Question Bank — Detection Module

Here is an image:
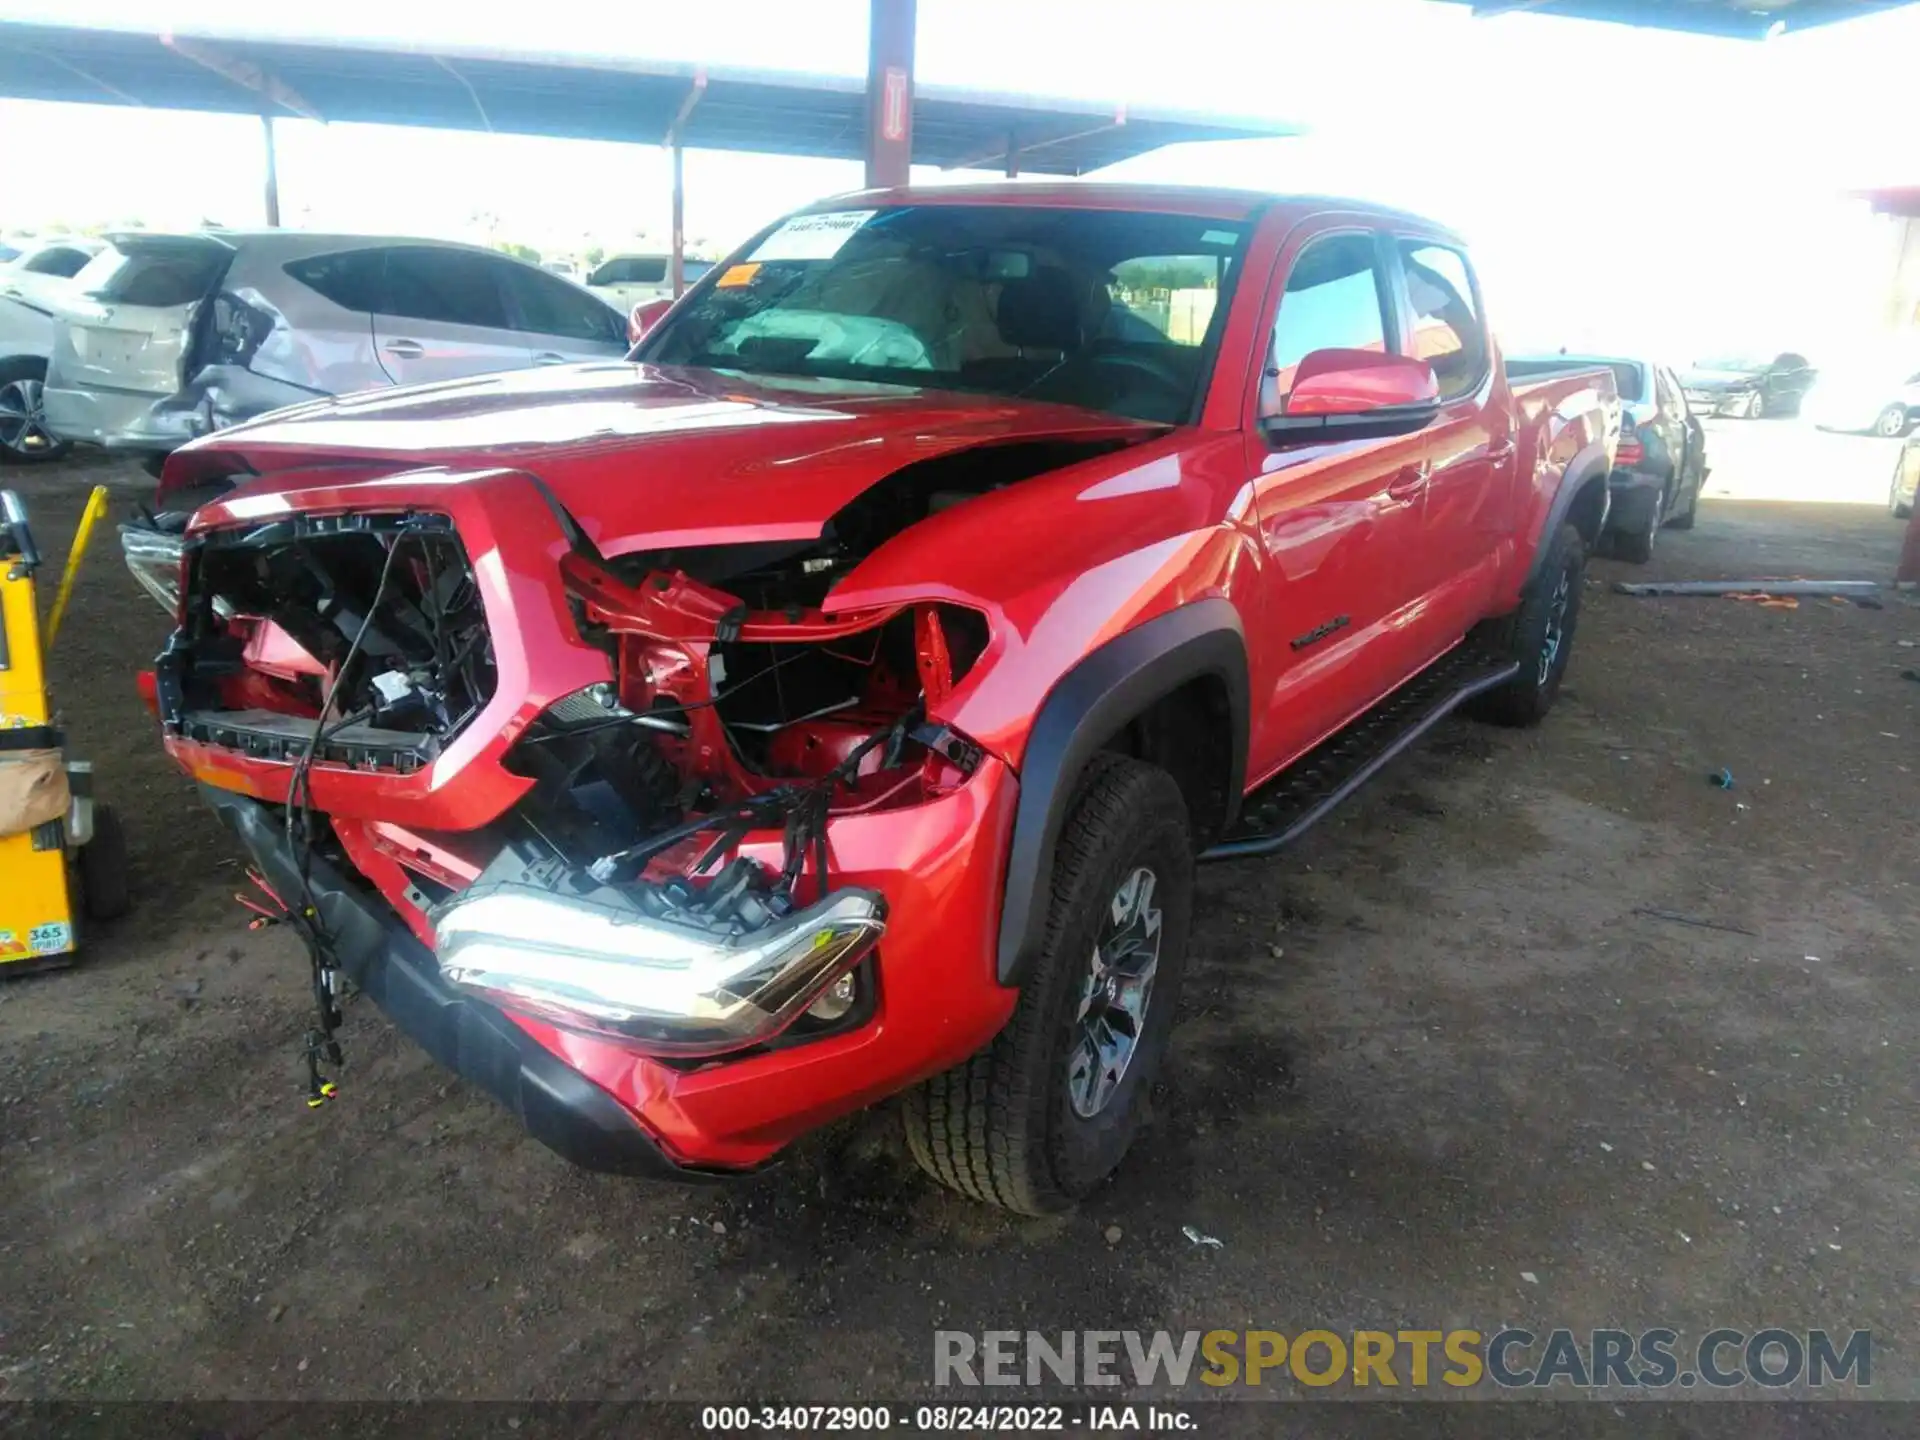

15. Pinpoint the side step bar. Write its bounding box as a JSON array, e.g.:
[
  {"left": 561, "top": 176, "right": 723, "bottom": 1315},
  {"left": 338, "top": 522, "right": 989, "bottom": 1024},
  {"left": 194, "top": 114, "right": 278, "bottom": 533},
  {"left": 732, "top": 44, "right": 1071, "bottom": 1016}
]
[{"left": 1200, "top": 649, "right": 1519, "bottom": 863}]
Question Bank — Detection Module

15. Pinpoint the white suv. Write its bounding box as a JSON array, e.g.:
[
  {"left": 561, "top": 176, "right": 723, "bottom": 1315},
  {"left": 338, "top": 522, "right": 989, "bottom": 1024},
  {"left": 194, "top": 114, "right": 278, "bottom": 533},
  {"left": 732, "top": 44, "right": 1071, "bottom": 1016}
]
[
  {"left": 42, "top": 232, "right": 630, "bottom": 458},
  {"left": 584, "top": 253, "right": 714, "bottom": 311},
  {"left": 0, "top": 237, "right": 106, "bottom": 463}
]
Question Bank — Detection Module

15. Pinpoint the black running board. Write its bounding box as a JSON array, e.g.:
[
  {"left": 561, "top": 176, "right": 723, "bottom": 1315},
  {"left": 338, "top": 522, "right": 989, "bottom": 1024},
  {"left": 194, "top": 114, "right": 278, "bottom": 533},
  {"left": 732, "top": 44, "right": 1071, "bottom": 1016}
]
[{"left": 1200, "top": 649, "right": 1519, "bottom": 863}]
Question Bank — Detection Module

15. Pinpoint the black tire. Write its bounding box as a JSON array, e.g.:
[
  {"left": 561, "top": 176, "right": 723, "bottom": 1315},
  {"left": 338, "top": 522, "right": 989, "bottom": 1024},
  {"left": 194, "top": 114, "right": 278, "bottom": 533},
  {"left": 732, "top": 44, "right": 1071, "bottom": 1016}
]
[
  {"left": 79, "top": 804, "right": 132, "bottom": 922},
  {"left": 1875, "top": 405, "right": 1910, "bottom": 440},
  {"left": 0, "top": 357, "right": 71, "bottom": 465},
  {"left": 1468, "top": 522, "right": 1584, "bottom": 729},
  {"left": 902, "top": 754, "right": 1194, "bottom": 1214},
  {"left": 1745, "top": 391, "right": 1765, "bottom": 421},
  {"left": 1609, "top": 484, "right": 1663, "bottom": 564}
]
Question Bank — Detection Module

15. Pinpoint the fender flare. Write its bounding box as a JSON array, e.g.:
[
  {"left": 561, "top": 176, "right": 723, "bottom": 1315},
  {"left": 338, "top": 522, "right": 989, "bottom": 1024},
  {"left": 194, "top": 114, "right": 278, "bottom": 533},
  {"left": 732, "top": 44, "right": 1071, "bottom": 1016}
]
[
  {"left": 1522, "top": 437, "right": 1613, "bottom": 595},
  {"left": 996, "top": 598, "right": 1249, "bottom": 986}
]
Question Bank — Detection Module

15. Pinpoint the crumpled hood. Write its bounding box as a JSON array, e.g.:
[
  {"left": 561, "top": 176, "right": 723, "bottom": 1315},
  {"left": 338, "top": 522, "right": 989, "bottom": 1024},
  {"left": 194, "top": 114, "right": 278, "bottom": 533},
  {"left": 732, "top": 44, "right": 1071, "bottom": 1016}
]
[{"left": 178, "top": 361, "right": 1159, "bottom": 555}]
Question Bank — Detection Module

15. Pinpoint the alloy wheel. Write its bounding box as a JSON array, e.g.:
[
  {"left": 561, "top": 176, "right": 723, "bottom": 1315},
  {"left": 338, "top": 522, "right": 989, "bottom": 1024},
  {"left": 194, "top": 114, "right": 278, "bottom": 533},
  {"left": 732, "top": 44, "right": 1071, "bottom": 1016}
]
[
  {"left": 1538, "top": 565, "right": 1571, "bottom": 686},
  {"left": 1066, "top": 866, "right": 1163, "bottom": 1119},
  {"left": 1876, "top": 406, "right": 1908, "bottom": 439},
  {"left": 0, "top": 377, "right": 56, "bottom": 458}
]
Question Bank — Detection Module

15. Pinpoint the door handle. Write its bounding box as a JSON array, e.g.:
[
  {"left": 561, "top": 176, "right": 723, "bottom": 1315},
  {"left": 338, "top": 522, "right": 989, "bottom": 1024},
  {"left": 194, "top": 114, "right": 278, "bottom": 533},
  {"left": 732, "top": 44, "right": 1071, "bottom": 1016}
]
[
  {"left": 531, "top": 351, "right": 569, "bottom": 365},
  {"left": 1387, "top": 462, "right": 1430, "bottom": 501},
  {"left": 383, "top": 339, "right": 425, "bottom": 359}
]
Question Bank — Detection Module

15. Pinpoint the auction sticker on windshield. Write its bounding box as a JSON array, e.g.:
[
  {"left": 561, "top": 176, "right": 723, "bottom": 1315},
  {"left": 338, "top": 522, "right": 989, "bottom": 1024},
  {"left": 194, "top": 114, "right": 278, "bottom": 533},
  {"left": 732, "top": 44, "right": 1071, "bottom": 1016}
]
[{"left": 750, "top": 211, "right": 877, "bottom": 262}]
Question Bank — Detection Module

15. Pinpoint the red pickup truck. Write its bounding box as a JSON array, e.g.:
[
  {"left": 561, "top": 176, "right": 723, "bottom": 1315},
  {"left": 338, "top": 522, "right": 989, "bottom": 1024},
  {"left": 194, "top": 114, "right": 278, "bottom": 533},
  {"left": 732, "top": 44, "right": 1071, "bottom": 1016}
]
[{"left": 134, "top": 185, "right": 1618, "bottom": 1212}]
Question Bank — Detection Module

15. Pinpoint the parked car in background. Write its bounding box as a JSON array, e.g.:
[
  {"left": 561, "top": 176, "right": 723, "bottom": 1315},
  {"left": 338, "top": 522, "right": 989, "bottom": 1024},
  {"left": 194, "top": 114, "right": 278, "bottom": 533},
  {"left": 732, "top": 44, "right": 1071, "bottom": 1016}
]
[
  {"left": 42, "top": 231, "right": 630, "bottom": 460},
  {"left": 133, "top": 185, "right": 1619, "bottom": 1210},
  {"left": 1512, "top": 353, "right": 1706, "bottom": 561},
  {"left": 1681, "top": 352, "right": 1815, "bottom": 419},
  {"left": 1892, "top": 433, "right": 1919, "bottom": 518},
  {"left": 1804, "top": 359, "right": 1920, "bottom": 438},
  {"left": 0, "top": 236, "right": 107, "bottom": 463},
  {"left": 585, "top": 252, "right": 714, "bottom": 310}
]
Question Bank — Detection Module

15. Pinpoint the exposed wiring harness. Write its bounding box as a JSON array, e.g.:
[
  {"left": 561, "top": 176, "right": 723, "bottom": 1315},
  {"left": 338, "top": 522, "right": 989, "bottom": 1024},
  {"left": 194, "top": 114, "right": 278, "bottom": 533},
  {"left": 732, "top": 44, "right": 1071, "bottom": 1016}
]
[
  {"left": 585, "top": 703, "right": 923, "bottom": 900},
  {"left": 277, "top": 519, "right": 417, "bottom": 1106}
]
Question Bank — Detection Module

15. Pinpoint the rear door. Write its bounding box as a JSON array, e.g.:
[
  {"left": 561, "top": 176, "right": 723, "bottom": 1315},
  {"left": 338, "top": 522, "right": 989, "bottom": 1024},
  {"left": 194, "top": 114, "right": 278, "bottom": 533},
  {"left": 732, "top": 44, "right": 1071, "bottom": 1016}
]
[
  {"left": 1387, "top": 236, "right": 1507, "bottom": 639},
  {"left": 497, "top": 262, "right": 631, "bottom": 365},
  {"left": 1650, "top": 365, "right": 1690, "bottom": 503},
  {"left": 47, "top": 236, "right": 232, "bottom": 401},
  {"left": 370, "top": 247, "right": 530, "bottom": 386}
]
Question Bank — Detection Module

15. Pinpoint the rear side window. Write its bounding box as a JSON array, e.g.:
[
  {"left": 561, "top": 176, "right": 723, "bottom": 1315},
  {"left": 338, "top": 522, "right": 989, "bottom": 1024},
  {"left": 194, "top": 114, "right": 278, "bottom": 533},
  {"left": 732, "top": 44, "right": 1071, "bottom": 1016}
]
[
  {"left": 284, "top": 250, "right": 387, "bottom": 312},
  {"left": 21, "top": 246, "right": 92, "bottom": 278},
  {"left": 1267, "top": 233, "right": 1390, "bottom": 402},
  {"left": 84, "top": 246, "right": 228, "bottom": 307},
  {"left": 381, "top": 248, "right": 509, "bottom": 329},
  {"left": 502, "top": 264, "right": 622, "bottom": 344},
  {"left": 1399, "top": 241, "right": 1488, "bottom": 401}
]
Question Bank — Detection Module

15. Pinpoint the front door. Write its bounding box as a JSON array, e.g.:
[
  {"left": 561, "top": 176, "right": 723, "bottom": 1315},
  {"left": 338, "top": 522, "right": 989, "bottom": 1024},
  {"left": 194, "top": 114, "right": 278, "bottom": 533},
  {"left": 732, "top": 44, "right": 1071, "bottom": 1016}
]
[{"left": 1242, "top": 227, "right": 1436, "bottom": 784}]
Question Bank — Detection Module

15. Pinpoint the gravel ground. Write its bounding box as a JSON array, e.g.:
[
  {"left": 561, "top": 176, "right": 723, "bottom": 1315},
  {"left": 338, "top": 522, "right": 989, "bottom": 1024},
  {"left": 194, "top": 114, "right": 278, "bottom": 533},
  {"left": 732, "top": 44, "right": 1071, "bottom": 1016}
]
[{"left": 0, "top": 418, "right": 1915, "bottom": 1422}]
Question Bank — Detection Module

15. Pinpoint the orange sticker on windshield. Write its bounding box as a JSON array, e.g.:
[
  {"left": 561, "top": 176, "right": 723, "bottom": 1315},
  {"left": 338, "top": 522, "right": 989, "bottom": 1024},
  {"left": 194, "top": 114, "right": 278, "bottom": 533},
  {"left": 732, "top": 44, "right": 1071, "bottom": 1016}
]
[{"left": 716, "top": 263, "right": 761, "bottom": 288}]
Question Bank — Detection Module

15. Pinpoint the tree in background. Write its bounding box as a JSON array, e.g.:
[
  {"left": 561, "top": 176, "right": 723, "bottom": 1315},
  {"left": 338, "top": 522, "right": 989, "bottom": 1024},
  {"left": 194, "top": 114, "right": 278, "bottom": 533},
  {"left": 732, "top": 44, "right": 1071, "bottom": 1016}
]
[{"left": 496, "top": 240, "right": 542, "bottom": 264}]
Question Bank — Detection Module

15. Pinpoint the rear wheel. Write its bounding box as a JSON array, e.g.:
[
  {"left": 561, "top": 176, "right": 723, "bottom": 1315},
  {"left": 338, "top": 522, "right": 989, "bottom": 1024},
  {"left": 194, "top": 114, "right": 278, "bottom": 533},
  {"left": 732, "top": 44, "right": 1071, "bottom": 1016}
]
[
  {"left": 0, "top": 359, "right": 69, "bottom": 465},
  {"left": 903, "top": 754, "right": 1193, "bottom": 1214},
  {"left": 1875, "top": 405, "right": 1909, "bottom": 440},
  {"left": 1469, "top": 522, "right": 1584, "bottom": 729},
  {"left": 1610, "top": 484, "right": 1664, "bottom": 564}
]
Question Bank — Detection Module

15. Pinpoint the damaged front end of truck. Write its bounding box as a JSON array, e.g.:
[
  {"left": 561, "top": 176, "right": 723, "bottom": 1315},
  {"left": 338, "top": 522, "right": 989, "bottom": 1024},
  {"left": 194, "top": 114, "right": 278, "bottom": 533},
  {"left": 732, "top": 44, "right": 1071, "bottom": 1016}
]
[{"left": 137, "top": 442, "right": 1078, "bottom": 1167}]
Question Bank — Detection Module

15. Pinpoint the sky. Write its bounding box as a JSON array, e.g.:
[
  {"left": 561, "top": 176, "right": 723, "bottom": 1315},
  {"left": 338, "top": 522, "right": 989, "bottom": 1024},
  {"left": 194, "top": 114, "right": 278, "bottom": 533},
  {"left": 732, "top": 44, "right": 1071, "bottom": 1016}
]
[{"left": 2, "top": 0, "right": 1917, "bottom": 364}]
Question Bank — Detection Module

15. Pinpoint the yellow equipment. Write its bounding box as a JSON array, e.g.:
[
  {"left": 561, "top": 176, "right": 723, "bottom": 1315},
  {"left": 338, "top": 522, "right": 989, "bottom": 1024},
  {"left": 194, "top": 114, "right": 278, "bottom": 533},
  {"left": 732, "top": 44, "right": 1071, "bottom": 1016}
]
[{"left": 2, "top": 485, "right": 128, "bottom": 971}]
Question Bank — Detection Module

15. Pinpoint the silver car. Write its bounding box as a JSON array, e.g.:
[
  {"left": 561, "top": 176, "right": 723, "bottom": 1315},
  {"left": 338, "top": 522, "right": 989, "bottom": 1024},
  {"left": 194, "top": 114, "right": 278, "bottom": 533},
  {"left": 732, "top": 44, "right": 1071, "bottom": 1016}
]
[{"left": 44, "top": 231, "right": 631, "bottom": 457}]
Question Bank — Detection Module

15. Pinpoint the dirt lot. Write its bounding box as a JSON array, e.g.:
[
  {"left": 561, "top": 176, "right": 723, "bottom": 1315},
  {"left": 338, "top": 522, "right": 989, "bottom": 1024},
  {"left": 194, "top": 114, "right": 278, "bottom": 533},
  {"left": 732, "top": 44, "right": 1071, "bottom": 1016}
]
[{"left": 2, "top": 420, "right": 1916, "bottom": 1413}]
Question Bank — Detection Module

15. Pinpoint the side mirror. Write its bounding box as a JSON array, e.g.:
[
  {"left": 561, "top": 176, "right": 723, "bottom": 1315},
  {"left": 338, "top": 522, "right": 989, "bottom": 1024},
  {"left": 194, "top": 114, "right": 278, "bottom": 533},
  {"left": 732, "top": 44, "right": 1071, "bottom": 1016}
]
[
  {"left": 628, "top": 298, "right": 674, "bottom": 347},
  {"left": 1262, "top": 349, "right": 1441, "bottom": 444}
]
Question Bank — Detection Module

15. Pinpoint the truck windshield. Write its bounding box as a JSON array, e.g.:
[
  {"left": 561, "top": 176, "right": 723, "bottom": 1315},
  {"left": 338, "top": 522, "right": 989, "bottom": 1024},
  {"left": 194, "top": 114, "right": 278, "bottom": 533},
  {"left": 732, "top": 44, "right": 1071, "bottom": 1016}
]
[{"left": 639, "top": 205, "right": 1248, "bottom": 424}]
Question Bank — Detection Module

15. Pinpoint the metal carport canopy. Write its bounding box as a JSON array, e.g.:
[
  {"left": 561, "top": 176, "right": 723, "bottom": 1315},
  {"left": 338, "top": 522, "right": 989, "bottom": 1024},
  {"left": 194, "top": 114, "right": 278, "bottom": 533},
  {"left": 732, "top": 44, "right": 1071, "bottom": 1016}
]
[
  {"left": 1431, "top": 0, "right": 1913, "bottom": 38},
  {"left": 0, "top": 19, "right": 1301, "bottom": 174}
]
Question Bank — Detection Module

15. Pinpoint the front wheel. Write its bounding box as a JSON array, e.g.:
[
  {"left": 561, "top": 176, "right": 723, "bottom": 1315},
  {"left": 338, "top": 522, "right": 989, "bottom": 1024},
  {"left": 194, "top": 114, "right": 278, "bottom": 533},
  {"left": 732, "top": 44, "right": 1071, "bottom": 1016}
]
[
  {"left": 903, "top": 754, "right": 1194, "bottom": 1214},
  {"left": 1468, "top": 521, "right": 1585, "bottom": 729},
  {"left": 1875, "top": 405, "right": 1909, "bottom": 440}
]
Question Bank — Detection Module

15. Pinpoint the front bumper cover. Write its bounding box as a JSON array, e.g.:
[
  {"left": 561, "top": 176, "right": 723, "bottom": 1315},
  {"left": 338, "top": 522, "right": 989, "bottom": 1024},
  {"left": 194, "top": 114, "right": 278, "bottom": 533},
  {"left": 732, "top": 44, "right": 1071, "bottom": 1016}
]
[{"left": 201, "top": 783, "right": 727, "bottom": 1180}]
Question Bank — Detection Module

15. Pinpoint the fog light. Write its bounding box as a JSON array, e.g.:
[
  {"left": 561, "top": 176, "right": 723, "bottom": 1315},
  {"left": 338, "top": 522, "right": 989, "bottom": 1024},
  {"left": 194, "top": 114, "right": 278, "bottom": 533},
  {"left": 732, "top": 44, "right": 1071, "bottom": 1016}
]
[{"left": 806, "top": 971, "right": 858, "bottom": 1023}]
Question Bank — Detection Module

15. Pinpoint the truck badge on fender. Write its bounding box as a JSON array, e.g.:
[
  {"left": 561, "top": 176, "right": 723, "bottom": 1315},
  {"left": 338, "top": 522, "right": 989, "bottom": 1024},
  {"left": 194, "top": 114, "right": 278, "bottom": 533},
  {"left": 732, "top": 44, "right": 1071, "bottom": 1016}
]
[{"left": 1290, "top": 615, "right": 1352, "bottom": 651}]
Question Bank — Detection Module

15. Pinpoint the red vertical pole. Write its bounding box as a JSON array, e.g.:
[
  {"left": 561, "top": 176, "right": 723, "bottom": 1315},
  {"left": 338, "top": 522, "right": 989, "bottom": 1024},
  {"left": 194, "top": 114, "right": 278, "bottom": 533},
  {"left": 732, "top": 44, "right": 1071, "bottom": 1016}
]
[{"left": 865, "top": 0, "right": 915, "bottom": 190}]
